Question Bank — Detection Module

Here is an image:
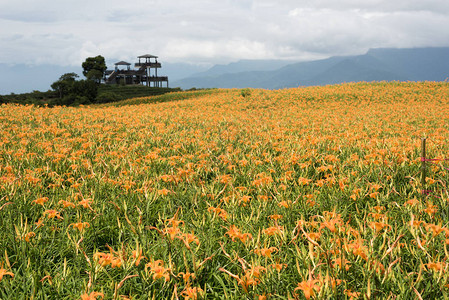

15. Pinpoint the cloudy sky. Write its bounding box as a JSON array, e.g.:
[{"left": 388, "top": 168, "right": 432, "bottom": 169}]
[{"left": 1, "top": 0, "right": 449, "bottom": 68}]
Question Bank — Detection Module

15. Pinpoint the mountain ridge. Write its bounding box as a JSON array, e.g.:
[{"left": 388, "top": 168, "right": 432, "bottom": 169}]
[
  {"left": 172, "top": 47, "right": 449, "bottom": 89},
  {"left": 2, "top": 47, "right": 448, "bottom": 94}
]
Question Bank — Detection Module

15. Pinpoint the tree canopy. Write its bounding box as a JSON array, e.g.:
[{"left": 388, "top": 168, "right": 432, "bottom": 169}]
[
  {"left": 50, "top": 72, "right": 98, "bottom": 105},
  {"left": 51, "top": 73, "right": 79, "bottom": 99},
  {"left": 82, "top": 55, "right": 107, "bottom": 84}
]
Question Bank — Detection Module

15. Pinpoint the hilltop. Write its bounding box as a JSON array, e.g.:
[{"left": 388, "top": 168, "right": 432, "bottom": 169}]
[{"left": 0, "top": 84, "right": 181, "bottom": 106}]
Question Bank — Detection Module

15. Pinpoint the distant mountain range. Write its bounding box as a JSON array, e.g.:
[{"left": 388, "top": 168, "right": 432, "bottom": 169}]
[
  {"left": 172, "top": 47, "right": 449, "bottom": 89},
  {"left": 1, "top": 47, "right": 448, "bottom": 94}
]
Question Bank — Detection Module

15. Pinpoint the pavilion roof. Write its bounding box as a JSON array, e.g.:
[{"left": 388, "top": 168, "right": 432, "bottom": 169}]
[
  {"left": 138, "top": 54, "right": 158, "bottom": 59},
  {"left": 114, "top": 61, "right": 131, "bottom": 65}
]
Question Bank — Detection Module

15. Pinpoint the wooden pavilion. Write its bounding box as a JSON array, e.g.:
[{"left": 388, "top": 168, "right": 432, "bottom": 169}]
[{"left": 104, "top": 54, "right": 169, "bottom": 87}]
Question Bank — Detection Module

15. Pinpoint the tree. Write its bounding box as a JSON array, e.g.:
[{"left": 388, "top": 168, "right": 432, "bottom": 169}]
[
  {"left": 51, "top": 72, "right": 79, "bottom": 99},
  {"left": 50, "top": 72, "right": 98, "bottom": 106},
  {"left": 82, "top": 55, "right": 107, "bottom": 84},
  {"left": 71, "top": 80, "right": 98, "bottom": 102}
]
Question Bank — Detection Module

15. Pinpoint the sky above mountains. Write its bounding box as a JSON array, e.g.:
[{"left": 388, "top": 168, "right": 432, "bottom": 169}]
[{"left": 1, "top": 0, "right": 449, "bottom": 68}]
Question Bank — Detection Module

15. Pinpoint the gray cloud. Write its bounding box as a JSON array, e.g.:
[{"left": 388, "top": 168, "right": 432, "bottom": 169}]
[{"left": 0, "top": 0, "right": 448, "bottom": 67}]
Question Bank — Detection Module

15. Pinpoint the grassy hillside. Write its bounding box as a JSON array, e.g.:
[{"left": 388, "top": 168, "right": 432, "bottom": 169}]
[
  {"left": 0, "top": 90, "right": 57, "bottom": 105},
  {"left": 100, "top": 88, "right": 222, "bottom": 106},
  {"left": 0, "top": 84, "right": 182, "bottom": 106},
  {"left": 1, "top": 82, "right": 449, "bottom": 299},
  {"left": 96, "top": 85, "right": 181, "bottom": 103}
]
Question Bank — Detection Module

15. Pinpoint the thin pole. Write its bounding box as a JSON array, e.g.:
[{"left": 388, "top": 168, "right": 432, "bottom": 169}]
[{"left": 421, "top": 137, "right": 426, "bottom": 193}]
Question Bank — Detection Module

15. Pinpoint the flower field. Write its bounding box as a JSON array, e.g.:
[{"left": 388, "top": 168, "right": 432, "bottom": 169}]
[{"left": 1, "top": 81, "right": 449, "bottom": 299}]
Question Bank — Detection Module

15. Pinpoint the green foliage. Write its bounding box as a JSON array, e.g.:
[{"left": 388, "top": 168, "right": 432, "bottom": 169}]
[
  {"left": 82, "top": 55, "right": 107, "bottom": 83},
  {"left": 240, "top": 88, "right": 252, "bottom": 98},
  {"left": 95, "top": 91, "right": 121, "bottom": 104},
  {"left": 49, "top": 74, "right": 98, "bottom": 106},
  {"left": 0, "top": 90, "right": 57, "bottom": 105},
  {"left": 85, "top": 69, "right": 104, "bottom": 83},
  {"left": 104, "top": 88, "right": 219, "bottom": 106},
  {"left": 50, "top": 73, "right": 79, "bottom": 99},
  {"left": 1, "top": 84, "right": 181, "bottom": 106},
  {"left": 96, "top": 85, "right": 181, "bottom": 104},
  {"left": 71, "top": 80, "right": 98, "bottom": 101}
]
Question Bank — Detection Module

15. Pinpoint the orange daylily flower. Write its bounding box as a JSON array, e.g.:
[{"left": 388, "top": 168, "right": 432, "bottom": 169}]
[
  {"left": 226, "top": 225, "right": 252, "bottom": 243},
  {"left": 219, "top": 174, "right": 232, "bottom": 184},
  {"left": 404, "top": 198, "right": 419, "bottom": 207},
  {"left": 132, "top": 249, "right": 146, "bottom": 266},
  {"left": 254, "top": 247, "right": 278, "bottom": 258},
  {"left": 270, "top": 262, "right": 287, "bottom": 272},
  {"left": 24, "top": 231, "right": 36, "bottom": 242},
  {"left": 369, "top": 192, "right": 379, "bottom": 199},
  {"left": 369, "top": 221, "right": 390, "bottom": 234},
  {"left": 346, "top": 239, "right": 368, "bottom": 260},
  {"left": 157, "top": 188, "right": 172, "bottom": 196},
  {"left": 344, "top": 289, "right": 361, "bottom": 300},
  {"left": 69, "top": 222, "right": 90, "bottom": 232},
  {"left": 43, "top": 209, "right": 63, "bottom": 220},
  {"left": 263, "top": 226, "right": 284, "bottom": 236},
  {"left": 80, "top": 291, "right": 104, "bottom": 300},
  {"left": 278, "top": 201, "right": 289, "bottom": 208},
  {"left": 0, "top": 264, "right": 14, "bottom": 281},
  {"left": 78, "top": 198, "right": 94, "bottom": 210},
  {"left": 239, "top": 195, "right": 252, "bottom": 206},
  {"left": 94, "top": 252, "right": 122, "bottom": 268},
  {"left": 164, "top": 225, "right": 181, "bottom": 241},
  {"left": 298, "top": 177, "right": 312, "bottom": 186},
  {"left": 423, "top": 203, "right": 438, "bottom": 216},
  {"left": 177, "top": 232, "right": 200, "bottom": 249},
  {"left": 425, "top": 261, "right": 445, "bottom": 272},
  {"left": 332, "top": 257, "right": 351, "bottom": 271},
  {"left": 35, "top": 218, "right": 44, "bottom": 228},
  {"left": 425, "top": 177, "right": 436, "bottom": 185},
  {"left": 294, "top": 278, "right": 321, "bottom": 299},
  {"left": 320, "top": 218, "right": 342, "bottom": 233},
  {"left": 178, "top": 271, "right": 196, "bottom": 284},
  {"left": 32, "top": 197, "right": 48, "bottom": 206},
  {"left": 426, "top": 223, "right": 445, "bottom": 236},
  {"left": 181, "top": 286, "right": 203, "bottom": 300},
  {"left": 59, "top": 200, "right": 76, "bottom": 208},
  {"left": 219, "top": 267, "right": 262, "bottom": 293},
  {"left": 308, "top": 231, "right": 322, "bottom": 242},
  {"left": 269, "top": 214, "right": 283, "bottom": 221},
  {"left": 207, "top": 206, "right": 227, "bottom": 220},
  {"left": 145, "top": 260, "right": 170, "bottom": 282}
]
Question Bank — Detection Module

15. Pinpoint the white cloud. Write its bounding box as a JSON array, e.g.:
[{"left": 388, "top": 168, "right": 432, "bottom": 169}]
[{"left": 0, "top": 0, "right": 448, "bottom": 67}]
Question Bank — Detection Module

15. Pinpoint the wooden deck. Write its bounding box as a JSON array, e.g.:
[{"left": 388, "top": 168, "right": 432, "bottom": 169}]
[
  {"left": 135, "top": 62, "right": 161, "bottom": 68},
  {"left": 104, "top": 55, "right": 168, "bottom": 87}
]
